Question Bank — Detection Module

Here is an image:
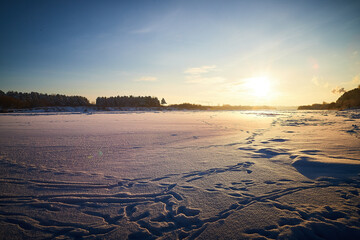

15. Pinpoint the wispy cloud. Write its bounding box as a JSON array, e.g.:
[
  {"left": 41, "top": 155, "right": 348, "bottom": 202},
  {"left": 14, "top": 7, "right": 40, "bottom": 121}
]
[
  {"left": 331, "top": 86, "right": 346, "bottom": 94},
  {"left": 134, "top": 76, "right": 158, "bottom": 82},
  {"left": 312, "top": 76, "right": 320, "bottom": 86},
  {"left": 184, "top": 65, "right": 224, "bottom": 84},
  {"left": 131, "top": 26, "right": 155, "bottom": 34},
  {"left": 311, "top": 76, "right": 329, "bottom": 88},
  {"left": 185, "top": 76, "right": 225, "bottom": 84},
  {"left": 184, "top": 65, "right": 217, "bottom": 75},
  {"left": 130, "top": 10, "right": 180, "bottom": 35}
]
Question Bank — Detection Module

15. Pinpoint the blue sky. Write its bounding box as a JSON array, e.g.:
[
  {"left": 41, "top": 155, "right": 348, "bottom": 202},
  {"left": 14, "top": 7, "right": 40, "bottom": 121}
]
[{"left": 1, "top": 0, "right": 360, "bottom": 105}]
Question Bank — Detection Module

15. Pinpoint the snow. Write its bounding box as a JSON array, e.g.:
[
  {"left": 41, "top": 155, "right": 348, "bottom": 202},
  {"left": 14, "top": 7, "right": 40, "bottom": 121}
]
[{"left": 0, "top": 110, "right": 359, "bottom": 239}]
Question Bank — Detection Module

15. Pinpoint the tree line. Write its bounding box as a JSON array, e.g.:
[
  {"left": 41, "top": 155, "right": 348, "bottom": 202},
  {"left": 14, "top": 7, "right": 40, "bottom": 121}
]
[
  {"left": 0, "top": 90, "right": 163, "bottom": 109},
  {"left": 0, "top": 90, "right": 90, "bottom": 109},
  {"left": 298, "top": 87, "right": 360, "bottom": 110},
  {"left": 96, "top": 96, "right": 160, "bottom": 108},
  {"left": 0, "top": 90, "right": 279, "bottom": 111}
]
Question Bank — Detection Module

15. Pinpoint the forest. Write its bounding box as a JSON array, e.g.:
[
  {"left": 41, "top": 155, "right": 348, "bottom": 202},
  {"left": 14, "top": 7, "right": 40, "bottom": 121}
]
[
  {"left": 0, "top": 90, "right": 275, "bottom": 111},
  {"left": 96, "top": 96, "right": 161, "bottom": 108},
  {"left": 0, "top": 90, "right": 90, "bottom": 109}
]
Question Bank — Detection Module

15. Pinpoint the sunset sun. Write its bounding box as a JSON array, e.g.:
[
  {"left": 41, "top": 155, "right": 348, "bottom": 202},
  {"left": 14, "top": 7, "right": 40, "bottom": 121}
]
[{"left": 244, "top": 76, "right": 272, "bottom": 98}]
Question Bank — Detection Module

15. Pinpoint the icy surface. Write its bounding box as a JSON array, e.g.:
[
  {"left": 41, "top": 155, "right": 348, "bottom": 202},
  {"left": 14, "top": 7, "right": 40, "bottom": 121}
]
[{"left": 0, "top": 110, "right": 359, "bottom": 239}]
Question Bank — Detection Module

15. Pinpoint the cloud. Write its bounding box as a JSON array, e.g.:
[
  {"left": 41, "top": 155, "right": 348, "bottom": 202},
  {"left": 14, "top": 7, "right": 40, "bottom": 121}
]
[
  {"left": 311, "top": 76, "right": 329, "bottom": 88},
  {"left": 185, "top": 76, "right": 225, "bottom": 84},
  {"left": 131, "top": 26, "right": 154, "bottom": 34},
  {"left": 184, "top": 65, "right": 217, "bottom": 75},
  {"left": 135, "top": 76, "right": 158, "bottom": 82},
  {"left": 184, "top": 65, "right": 224, "bottom": 85},
  {"left": 312, "top": 76, "right": 319, "bottom": 86},
  {"left": 130, "top": 10, "right": 180, "bottom": 35},
  {"left": 331, "top": 86, "right": 346, "bottom": 94}
]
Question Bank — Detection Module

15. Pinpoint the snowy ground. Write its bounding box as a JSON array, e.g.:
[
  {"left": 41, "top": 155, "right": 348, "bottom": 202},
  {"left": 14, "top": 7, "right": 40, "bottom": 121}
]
[{"left": 0, "top": 110, "right": 359, "bottom": 239}]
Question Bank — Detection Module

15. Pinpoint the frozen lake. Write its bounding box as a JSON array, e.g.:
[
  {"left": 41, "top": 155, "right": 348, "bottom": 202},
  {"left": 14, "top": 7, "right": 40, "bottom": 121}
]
[{"left": 0, "top": 110, "right": 359, "bottom": 239}]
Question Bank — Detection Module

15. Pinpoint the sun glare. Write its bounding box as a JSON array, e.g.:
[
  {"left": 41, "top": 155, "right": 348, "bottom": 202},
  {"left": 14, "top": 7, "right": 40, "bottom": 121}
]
[{"left": 244, "top": 76, "right": 272, "bottom": 98}]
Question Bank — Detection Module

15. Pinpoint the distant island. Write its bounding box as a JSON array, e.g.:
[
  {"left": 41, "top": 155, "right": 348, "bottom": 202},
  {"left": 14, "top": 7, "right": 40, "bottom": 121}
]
[
  {"left": 0, "top": 90, "right": 275, "bottom": 112},
  {"left": 298, "top": 86, "right": 360, "bottom": 110}
]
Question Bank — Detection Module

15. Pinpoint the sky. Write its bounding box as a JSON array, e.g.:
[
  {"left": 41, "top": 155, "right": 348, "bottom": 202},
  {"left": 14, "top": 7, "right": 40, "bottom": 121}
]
[{"left": 1, "top": 0, "right": 360, "bottom": 106}]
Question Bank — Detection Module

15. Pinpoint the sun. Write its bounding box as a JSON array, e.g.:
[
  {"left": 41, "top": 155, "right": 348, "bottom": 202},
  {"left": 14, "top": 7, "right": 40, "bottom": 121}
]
[{"left": 244, "top": 76, "right": 272, "bottom": 98}]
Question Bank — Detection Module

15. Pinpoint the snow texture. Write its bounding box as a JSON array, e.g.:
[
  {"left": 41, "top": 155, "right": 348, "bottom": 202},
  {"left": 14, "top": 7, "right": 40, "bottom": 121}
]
[{"left": 0, "top": 110, "right": 359, "bottom": 239}]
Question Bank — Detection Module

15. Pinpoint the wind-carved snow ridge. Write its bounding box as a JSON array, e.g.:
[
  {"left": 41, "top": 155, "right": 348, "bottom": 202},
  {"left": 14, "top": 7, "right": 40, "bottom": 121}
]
[
  {"left": 0, "top": 158, "right": 256, "bottom": 239},
  {"left": 3, "top": 159, "right": 357, "bottom": 240},
  {"left": 0, "top": 111, "right": 360, "bottom": 239}
]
